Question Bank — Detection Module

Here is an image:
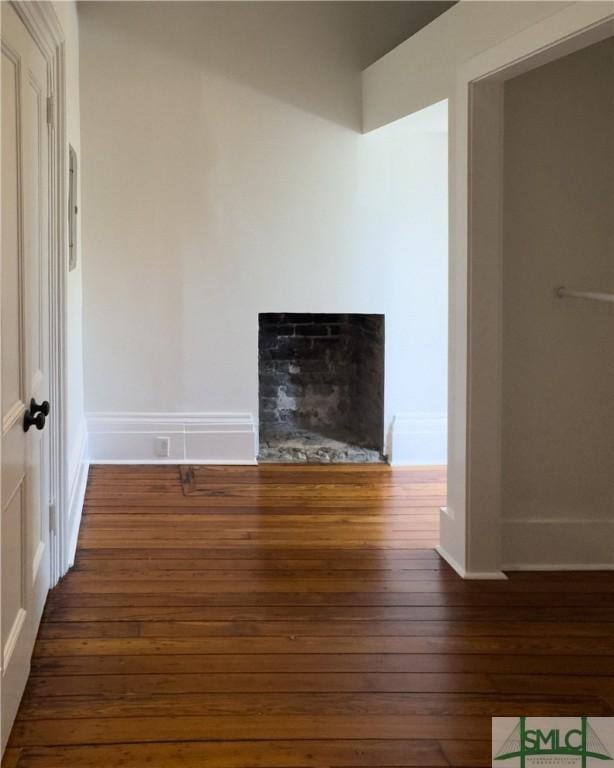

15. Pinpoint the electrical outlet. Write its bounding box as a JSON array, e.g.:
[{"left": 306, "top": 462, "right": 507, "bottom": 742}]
[{"left": 155, "top": 436, "right": 170, "bottom": 458}]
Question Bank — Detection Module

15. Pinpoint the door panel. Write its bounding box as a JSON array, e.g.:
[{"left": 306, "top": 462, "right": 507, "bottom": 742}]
[
  {"left": 1, "top": 487, "right": 25, "bottom": 658},
  {"left": 1, "top": 2, "right": 51, "bottom": 750},
  {"left": 1, "top": 31, "right": 31, "bottom": 745},
  {"left": 23, "top": 41, "right": 49, "bottom": 618},
  {"left": 1, "top": 46, "right": 22, "bottom": 414}
]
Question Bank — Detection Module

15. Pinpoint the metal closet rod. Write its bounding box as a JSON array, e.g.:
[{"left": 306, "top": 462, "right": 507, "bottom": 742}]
[{"left": 556, "top": 287, "right": 614, "bottom": 305}]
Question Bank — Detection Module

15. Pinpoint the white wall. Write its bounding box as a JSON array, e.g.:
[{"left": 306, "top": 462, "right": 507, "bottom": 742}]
[
  {"left": 79, "top": 2, "right": 448, "bottom": 464},
  {"left": 501, "top": 37, "right": 614, "bottom": 568},
  {"left": 360, "top": 104, "right": 448, "bottom": 465}
]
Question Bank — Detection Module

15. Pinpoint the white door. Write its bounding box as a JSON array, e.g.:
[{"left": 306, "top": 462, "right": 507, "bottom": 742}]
[{"left": 1, "top": 2, "right": 51, "bottom": 749}]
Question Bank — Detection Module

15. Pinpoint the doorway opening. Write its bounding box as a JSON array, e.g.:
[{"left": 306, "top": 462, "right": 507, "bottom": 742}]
[{"left": 446, "top": 13, "right": 614, "bottom": 576}]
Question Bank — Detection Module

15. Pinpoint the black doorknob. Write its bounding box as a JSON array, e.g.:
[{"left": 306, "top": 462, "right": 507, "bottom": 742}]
[
  {"left": 30, "top": 399, "right": 50, "bottom": 417},
  {"left": 23, "top": 409, "right": 46, "bottom": 432}
]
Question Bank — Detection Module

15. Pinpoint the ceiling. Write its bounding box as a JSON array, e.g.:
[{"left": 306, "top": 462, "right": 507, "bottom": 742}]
[
  {"left": 76, "top": 1, "right": 457, "bottom": 71},
  {"left": 340, "top": 1, "right": 457, "bottom": 68}
]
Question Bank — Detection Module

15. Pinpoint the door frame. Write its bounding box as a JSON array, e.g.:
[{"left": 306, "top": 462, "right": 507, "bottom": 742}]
[
  {"left": 441, "top": 2, "right": 614, "bottom": 577},
  {"left": 8, "top": 1, "right": 68, "bottom": 586}
]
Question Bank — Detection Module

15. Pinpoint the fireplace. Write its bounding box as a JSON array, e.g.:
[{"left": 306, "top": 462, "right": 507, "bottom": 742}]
[{"left": 258, "top": 313, "right": 385, "bottom": 463}]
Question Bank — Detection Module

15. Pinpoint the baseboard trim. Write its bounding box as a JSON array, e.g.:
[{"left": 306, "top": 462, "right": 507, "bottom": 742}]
[
  {"left": 436, "top": 544, "right": 508, "bottom": 580},
  {"left": 87, "top": 412, "right": 257, "bottom": 464},
  {"left": 91, "top": 459, "right": 258, "bottom": 466},
  {"left": 502, "top": 563, "right": 614, "bottom": 572},
  {"left": 502, "top": 518, "right": 614, "bottom": 569},
  {"left": 389, "top": 412, "right": 447, "bottom": 466},
  {"left": 65, "top": 426, "right": 89, "bottom": 569}
]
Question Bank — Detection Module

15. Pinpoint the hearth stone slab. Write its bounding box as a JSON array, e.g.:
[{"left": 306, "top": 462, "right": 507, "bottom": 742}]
[{"left": 258, "top": 429, "right": 385, "bottom": 464}]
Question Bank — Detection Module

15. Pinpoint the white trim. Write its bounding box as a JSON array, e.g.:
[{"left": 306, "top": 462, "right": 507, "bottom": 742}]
[
  {"left": 87, "top": 412, "right": 258, "bottom": 464},
  {"left": 501, "top": 519, "right": 614, "bottom": 570},
  {"left": 2, "top": 401, "right": 26, "bottom": 435},
  {"left": 503, "top": 564, "right": 614, "bottom": 572},
  {"left": 65, "top": 422, "right": 89, "bottom": 569},
  {"left": 88, "top": 412, "right": 255, "bottom": 428},
  {"left": 9, "top": 3, "right": 63, "bottom": 59},
  {"left": 1, "top": 3, "right": 67, "bottom": 754},
  {"left": 2, "top": 609, "right": 27, "bottom": 671},
  {"left": 92, "top": 459, "right": 258, "bottom": 466},
  {"left": 444, "top": 2, "right": 614, "bottom": 577},
  {"left": 11, "top": 0, "right": 69, "bottom": 588},
  {"left": 436, "top": 545, "right": 508, "bottom": 581},
  {"left": 389, "top": 412, "right": 447, "bottom": 466},
  {"left": 504, "top": 517, "right": 614, "bottom": 525}
]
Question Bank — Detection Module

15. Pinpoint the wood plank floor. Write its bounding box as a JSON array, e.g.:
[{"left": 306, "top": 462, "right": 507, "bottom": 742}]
[{"left": 4, "top": 464, "right": 614, "bottom": 767}]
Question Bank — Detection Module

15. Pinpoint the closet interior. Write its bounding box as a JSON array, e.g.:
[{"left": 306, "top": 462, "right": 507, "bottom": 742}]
[{"left": 500, "top": 36, "right": 614, "bottom": 567}]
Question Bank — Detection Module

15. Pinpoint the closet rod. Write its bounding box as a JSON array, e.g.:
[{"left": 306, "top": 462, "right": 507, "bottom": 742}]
[{"left": 556, "top": 287, "right": 614, "bottom": 305}]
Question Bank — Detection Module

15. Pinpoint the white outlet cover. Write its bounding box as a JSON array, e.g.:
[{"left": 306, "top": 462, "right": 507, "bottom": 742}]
[{"left": 155, "top": 436, "right": 170, "bottom": 458}]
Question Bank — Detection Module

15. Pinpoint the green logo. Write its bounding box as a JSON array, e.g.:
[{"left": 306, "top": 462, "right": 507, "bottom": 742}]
[{"left": 494, "top": 717, "right": 612, "bottom": 767}]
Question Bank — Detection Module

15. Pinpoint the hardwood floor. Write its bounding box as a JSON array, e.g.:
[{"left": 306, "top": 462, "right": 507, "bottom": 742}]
[{"left": 4, "top": 464, "right": 614, "bottom": 767}]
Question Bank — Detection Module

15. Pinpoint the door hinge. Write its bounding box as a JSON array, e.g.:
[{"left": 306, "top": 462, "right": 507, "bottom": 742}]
[
  {"left": 46, "top": 96, "right": 54, "bottom": 127},
  {"left": 49, "top": 502, "right": 57, "bottom": 533}
]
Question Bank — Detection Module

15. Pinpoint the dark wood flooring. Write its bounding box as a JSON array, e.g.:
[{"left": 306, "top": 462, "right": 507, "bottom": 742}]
[{"left": 4, "top": 464, "right": 614, "bottom": 767}]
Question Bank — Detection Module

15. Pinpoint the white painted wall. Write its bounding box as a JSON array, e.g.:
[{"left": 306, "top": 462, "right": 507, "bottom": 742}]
[
  {"left": 360, "top": 104, "right": 448, "bottom": 465},
  {"left": 501, "top": 38, "right": 614, "bottom": 568},
  {"left": 79, "top": 2, "right": 448, "bottom": 464}
]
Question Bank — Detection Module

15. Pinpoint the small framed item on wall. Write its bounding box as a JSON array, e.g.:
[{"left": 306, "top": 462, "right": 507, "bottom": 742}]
[{"left": 68, "top": 144, "right": 78, "bottom": 270}]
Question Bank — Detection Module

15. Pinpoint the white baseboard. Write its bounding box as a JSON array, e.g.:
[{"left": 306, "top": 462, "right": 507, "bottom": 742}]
[
  {"left": 87, "top": 412, "right": 257, "bottom": 464},
  {"left": 435, "top": 544, "right": 508, "bottom": 580},
  {"left": 65, "top": 423, "right": 89, "bottom": 569},
  {"left": 389, "top": 412, "right": 447, "bottom": 466},
  {"left": 502, "top": 563, "right": 614, "bottom": 572},
  {"left": 502, "top": 518, "right": 614, "bottom": 570},
  {"left": 90, "top": 459, "right": 258, "bottom": 465}
]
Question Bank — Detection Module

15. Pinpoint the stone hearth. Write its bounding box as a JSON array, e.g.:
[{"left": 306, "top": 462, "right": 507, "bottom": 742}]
[{"left": 259, "top": 428, "right": 383, "bottom": 463}]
